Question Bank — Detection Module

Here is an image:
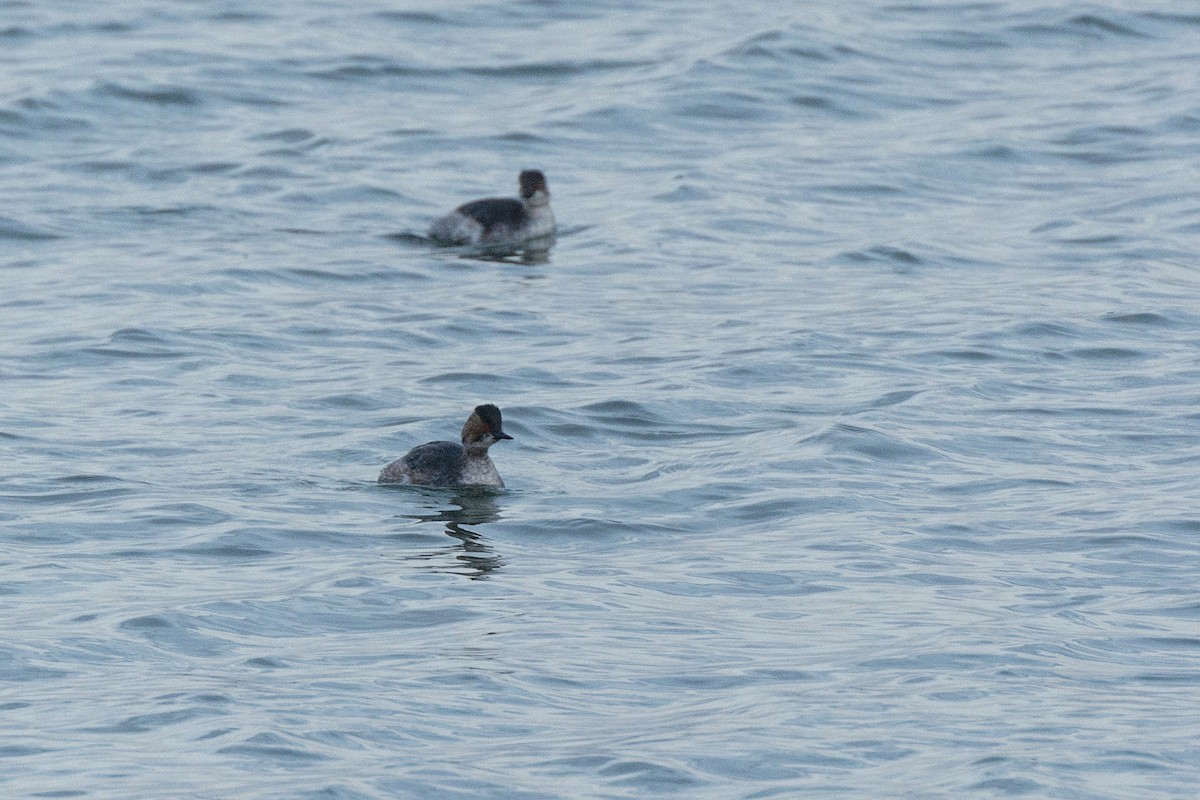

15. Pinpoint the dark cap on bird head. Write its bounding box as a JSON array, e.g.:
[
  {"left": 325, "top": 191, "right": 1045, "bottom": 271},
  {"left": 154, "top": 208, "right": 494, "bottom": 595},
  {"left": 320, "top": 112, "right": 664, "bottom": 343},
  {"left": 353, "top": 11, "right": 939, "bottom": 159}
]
[
  {"left": 519, "top": 170, "right": 547, "bottom": 199},
  {"left": 473, "top": 404, "right": 513, "bottom": 439}
]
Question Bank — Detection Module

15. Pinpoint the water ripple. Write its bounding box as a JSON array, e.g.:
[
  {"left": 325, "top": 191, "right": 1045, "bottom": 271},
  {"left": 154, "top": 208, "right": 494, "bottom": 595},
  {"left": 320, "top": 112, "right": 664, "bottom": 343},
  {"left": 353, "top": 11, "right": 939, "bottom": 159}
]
[{"left": 3, "top": 1, "right": 1199, "bottom": 798}]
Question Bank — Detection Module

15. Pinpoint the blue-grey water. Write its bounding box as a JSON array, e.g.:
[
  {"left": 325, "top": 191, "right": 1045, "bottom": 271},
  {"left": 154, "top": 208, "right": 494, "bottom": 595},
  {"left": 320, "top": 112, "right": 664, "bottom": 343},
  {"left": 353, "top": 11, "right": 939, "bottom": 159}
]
[{"left": 3, "top": 1, "right": 1199, "bottom": 797}]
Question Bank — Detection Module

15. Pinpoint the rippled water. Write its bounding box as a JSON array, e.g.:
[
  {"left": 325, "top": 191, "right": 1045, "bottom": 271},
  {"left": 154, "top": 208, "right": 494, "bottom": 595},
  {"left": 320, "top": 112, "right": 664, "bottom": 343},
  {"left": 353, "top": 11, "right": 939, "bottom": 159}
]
[{"left": 3, "top": 1, "right": 1199, "bottom": 797}]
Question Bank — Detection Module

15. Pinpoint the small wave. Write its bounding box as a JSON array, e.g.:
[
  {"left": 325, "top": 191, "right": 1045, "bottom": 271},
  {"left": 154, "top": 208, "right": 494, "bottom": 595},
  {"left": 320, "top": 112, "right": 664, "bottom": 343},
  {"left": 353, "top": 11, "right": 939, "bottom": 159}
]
[
  {"left": 0, "top": 26, "right": 34, "bottom": 41},
  {"left": 788, "top": 93, "right": 865, "bottom": 118},
  {"left": 0, "top": 93, "right": 87, "bottom": 134},
  {"left": 970, "top": 777, "right": 1043, "bottom": 794},
  {"left": 208, "top": 11, "right": 274, "bottom": 23},
  {"left": 80, "top": 328, "right": 188, "bottom": 361},
  {"left": 1102, "top": 312, "right": 1173, "bottom": 327},
  {"left": 383, "top": 231, "right": 429, "bottom": 245},
  {"left": 579, "top": 399, "right": 658, "bottom": 421},
  {"left": 0, "top": 744, "right": 53, "bottom": 757},
  {"left": 174, "top": 545, "right": 274, "bottom": 560},
  {"left": 1012, "top": 12, "right": 1147, "bottom": 41},
  {"left": 218, "top": 734, "right": 331, "bottom": 763},
  {"left": 1054, "top": 125, "right": 1151, "bottom": 146},
  {"left": 85, "top": 707, "right": 220, "bottom": 734},
  {"left": 7, "top": 481, "right": 138, "bottom": 510},
  {"left": 725, "top": 29, "right": 838, "bottom": 63},
  {"left": 310, "top": 56, "right": 652, "bottom": 83},
  {"left": 304, "top": 393, "right": 388, "bottom": 411},
  {"left": 674, "top": 88, "right": 776, "bottom": 123},
  {"left": 1140, "top": 12, "right": 1200, "bottom": 27},
  {"left": 465, "top": 58, "right": 654, "bottom": 78},
  {"left": 817, "top": 423, "right": 941, "bottom": 464},
  {"left": 960, "top": 143, "right": 1022, "bottom": 162},
  {"left": 1070, "top": 13, "right": 1146, "bottom": 37},
  {"left": 919, "top": 348, "right": 1003, "bottom": 363},
  {"left": 373, "top": 10, "right": 451, "bottom": 25},
  {"left": 837, "top": 245, "right": 922, "bottom": 266},
  {"left": 250, "top": 127, "right": 318, "bottom": 144},
  {"left": 118, "top": 613, "right": 234, "bottom": 658},
  {"left": 1009, "top": 320, "right": 1084, "bottom": 339},
  {"left": 1065, "top": 346, "right": 1148, "bottom": 361},
  {"left": 94, "top": 80, "right": 201, "bottom": 106},
  {"left": 306, "top": 59, "right": 446, "bottom": 81},
  {"left": 0, "top": 216, "right": 62, "bottom": 241},
  {"left": 596, "top": 759, "right": 702, "bottom": 790},
  {"left": 419, "top": 371, "right": 510, "bottom": 387}
]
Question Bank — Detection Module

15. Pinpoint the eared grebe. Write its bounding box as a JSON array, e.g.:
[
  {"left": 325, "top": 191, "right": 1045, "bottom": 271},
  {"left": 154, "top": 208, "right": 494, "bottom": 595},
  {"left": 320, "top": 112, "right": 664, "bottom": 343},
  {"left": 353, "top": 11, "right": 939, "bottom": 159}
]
[
  {"left": 379, "top": 404, "right": 513, "bottom": 488},
  {"left": 428, "top": 170, "right": 555, "bottom": 246}
]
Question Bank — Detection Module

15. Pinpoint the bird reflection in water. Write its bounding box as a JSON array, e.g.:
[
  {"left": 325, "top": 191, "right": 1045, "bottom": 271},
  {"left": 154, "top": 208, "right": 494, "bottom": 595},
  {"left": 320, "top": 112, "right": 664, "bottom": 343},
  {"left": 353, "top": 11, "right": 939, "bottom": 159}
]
[
  {"left": 466, "top": 235, "right": 554, "bottom": 266},
  {"left": 401, "top": 490, "right": 505, "bottom": 580},
  {"left": 384, "top": 229, "right": 553, "bottom": 265}
]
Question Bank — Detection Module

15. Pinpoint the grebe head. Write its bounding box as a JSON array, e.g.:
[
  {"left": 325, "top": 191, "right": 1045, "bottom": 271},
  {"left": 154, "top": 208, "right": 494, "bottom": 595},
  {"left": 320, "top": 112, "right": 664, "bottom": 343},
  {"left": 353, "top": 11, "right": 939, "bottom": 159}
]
[
  {"left": 462, "top": 404, "right": 514, "bottom": 452},
  {"left": 519, "top": 170, "right": 549, "bottom": 206}
]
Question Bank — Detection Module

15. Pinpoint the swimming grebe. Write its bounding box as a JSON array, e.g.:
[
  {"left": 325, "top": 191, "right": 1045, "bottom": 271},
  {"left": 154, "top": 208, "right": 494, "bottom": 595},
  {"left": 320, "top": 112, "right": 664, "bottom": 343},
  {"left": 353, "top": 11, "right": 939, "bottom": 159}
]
[
  {"left": 379, "top": 404, "right": 513, "bottom": 488},
  {"left": 428, "top": 170, "right": 555, "bottom": 246}
]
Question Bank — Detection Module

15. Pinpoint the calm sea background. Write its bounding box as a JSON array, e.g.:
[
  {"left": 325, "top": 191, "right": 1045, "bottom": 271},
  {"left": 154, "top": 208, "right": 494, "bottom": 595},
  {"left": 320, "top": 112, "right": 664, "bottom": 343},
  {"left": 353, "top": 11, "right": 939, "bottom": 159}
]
[{"left": 3, "top": 1, "right": 1199, "bottom": 798}]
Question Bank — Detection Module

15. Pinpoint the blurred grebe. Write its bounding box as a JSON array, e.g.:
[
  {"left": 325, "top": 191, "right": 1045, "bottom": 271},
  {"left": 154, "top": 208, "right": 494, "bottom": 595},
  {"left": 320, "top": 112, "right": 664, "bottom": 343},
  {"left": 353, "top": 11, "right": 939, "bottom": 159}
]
[
  {"left": 379, "top": 404, "right": 513, "bottom": 488},
  {"left": 429, "top": 170, "right": 555, "bottom": 246}
]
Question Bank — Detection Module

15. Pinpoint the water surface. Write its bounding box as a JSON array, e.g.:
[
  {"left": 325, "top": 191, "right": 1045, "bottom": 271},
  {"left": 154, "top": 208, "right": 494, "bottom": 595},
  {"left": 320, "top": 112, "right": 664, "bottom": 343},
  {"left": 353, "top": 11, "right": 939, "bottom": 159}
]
[{"left": 2, "top": 1, "right": 1199, "bottom": 798}]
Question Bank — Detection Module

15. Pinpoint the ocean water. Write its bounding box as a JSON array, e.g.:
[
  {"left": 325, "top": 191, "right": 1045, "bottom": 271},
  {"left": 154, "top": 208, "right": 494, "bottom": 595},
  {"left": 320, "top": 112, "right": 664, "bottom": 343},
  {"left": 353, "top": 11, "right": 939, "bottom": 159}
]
[{"left": 2, "top": 1, "right": 1199, "bottom": 797}]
